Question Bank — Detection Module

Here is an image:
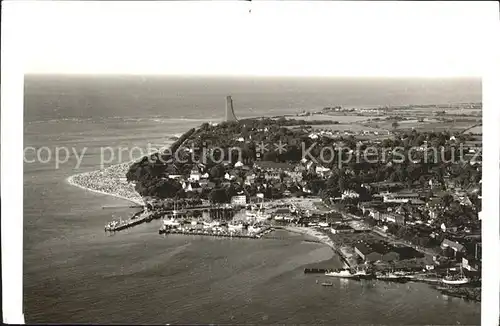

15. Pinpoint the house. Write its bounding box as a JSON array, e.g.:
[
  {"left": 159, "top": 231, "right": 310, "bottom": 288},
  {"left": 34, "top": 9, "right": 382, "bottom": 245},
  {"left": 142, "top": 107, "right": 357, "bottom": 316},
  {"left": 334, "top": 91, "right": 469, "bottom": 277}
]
[
  {"left": 244, "top": 173, "right": 256, "bottom": 185},
  {"left": 383, "top": 213, "right": 405, "bottom": 225},
  {"left": 341, "top": 190, "right": 360, "bottom": 200},
  {"left": 382, "top": 192, "right": 420, "bottom": 203},
  {"left": 368, "top": 209, "right": 381, "bottom": 220},
  {"left": 224, "top": 172, "right": 236, "bottom": 181},
  {"left": 231, "top": 195, "right": 247, "bottom": 206},
  {"left": 183, "top": 182, "right": 202, "bottom": 193},
  {"left": 254, "top": 161, "right": 295, "bottom": 172},
  {"left": 354, "top": 242, "right": 383, "bottom": 262},
  {"left": 190, "top": 182, "right": 202, "bottom": 193},
  {"left": 189, "top": 168, "right": 201, "bottom": 181},
  {"left": 315, "top": 166, "right": 331, "bottom": 177},
  {"left": 264, "top": 171, "right": 282, "bottom": 180},
  {"left": 355, "top": 241, "right": 401, "bottom": 262},
  {"left": 331, "top": 224, "right": 355, "bottom": 234},
  {"left": 441, "top": 239, "right": 466, "bottom": 258},
  {"left": 273, "top": 207, "right": 291, "bottom": 220},
  {"left": 285, "top": 170, "right": 303, "bottom": 182},
  {"left": 462, "top": 257, "right": 480, "bottom": 272}
]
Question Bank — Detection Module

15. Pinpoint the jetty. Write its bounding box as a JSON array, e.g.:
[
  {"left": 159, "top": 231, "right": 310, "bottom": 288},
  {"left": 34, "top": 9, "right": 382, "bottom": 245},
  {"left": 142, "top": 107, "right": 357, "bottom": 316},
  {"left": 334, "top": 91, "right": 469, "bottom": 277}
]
[
  {"left": 304, "top": 268, "right": 329, "bottom": 274},
  {"left": 104, "top": 210, "right": 153, "bottom": 232}
]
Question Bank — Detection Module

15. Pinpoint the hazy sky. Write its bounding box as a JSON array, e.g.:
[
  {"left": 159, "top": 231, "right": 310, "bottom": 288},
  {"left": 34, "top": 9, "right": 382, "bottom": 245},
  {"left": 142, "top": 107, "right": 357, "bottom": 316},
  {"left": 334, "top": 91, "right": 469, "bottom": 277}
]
[{"left": 8, "top": 1, "right": 496, "bottom": 76}]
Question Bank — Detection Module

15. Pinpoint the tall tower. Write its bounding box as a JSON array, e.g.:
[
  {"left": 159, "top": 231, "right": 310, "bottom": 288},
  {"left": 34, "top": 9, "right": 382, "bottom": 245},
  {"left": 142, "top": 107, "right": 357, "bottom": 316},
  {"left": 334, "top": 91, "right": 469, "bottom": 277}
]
[{"left": 225, "top": 95, "right": 238, "bottom": 122}]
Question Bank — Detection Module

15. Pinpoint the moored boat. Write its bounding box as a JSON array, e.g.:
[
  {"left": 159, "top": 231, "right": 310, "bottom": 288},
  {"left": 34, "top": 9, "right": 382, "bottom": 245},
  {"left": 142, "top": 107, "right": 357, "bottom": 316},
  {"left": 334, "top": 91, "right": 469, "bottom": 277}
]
[
  {"left": 376, "top": 272, "right": 409, "bottom": 283},
  {"left": 442, "top": 265, "right": 470, "bottom": 285},
  {"left": 325, "top": 269, "right": 359, "bottom": 279}
]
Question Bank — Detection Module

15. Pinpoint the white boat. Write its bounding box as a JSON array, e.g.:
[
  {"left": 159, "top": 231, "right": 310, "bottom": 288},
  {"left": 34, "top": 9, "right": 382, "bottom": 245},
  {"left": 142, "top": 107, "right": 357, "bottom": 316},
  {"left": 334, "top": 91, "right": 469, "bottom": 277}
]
[
  {"left": 163, "top": 218, "right": 180, "bottom": 227},
  {"left": 376, "top": 272, "right": 409, "bottom": 282},
  {"left": 325, "top": 269, "right": 358, "bottom": 278},
  {"left": 354, "top": 269, "right": 368, "bottom": 276},
  {"left": 442, "top": 265, "right": 470, "bottom": 285},
  {"left": 442, "top": 277, "right": 470, "bottom": 285}
]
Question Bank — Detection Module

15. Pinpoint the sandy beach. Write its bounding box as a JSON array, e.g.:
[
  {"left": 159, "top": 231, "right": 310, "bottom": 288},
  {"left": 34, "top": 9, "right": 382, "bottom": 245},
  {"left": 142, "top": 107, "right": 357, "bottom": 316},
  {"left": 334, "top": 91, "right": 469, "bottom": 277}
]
[
  {"left": 66, "top": 162, "right": 145, "bottom": 206},
  {"left": 282, "top": 226, "right": 351, "bottom": 268}
]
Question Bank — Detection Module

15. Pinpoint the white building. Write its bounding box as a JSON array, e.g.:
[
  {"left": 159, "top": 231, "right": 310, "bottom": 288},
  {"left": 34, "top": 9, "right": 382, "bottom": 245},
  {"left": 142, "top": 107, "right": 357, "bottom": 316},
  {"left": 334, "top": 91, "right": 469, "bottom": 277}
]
[
  {"left": 315, "top": 166, "right": 331, "bottom": 176},
  {"left": 189, "top": 169, "right": 201, "bottom": 181},
  {"left": 382, "top": 192, "right": 419, "bottom": 203},
  {"left": 225, "top": 172, "right": 236, "bottom": 181},
  {"left": 231, "top": 195, "right": 247, "bottom": 206}
]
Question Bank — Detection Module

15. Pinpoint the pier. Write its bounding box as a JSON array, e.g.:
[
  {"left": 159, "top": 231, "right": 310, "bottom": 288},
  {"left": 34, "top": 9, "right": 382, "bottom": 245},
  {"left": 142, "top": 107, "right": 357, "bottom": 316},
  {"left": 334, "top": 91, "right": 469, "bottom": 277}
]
[{"left": 104, "top": 210, "right": 154, "bottom": 232}]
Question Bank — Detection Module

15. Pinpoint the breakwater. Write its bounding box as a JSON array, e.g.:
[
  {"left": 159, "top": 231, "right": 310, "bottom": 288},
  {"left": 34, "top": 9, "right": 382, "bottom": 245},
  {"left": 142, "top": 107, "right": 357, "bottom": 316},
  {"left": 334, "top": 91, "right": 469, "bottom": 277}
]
[{"left": 104, "top": 210, "right": 152, "bottom": 232}]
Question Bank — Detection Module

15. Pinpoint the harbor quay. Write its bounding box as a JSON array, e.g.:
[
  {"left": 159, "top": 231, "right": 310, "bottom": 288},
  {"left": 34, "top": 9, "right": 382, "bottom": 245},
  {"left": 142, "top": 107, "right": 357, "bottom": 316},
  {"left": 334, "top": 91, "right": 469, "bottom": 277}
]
[
  {"left": 104, "top": 206, "right": 237, "bottom": 232},
  {"left": 158, "top": 225, "right": 274, "bottom": 239}
]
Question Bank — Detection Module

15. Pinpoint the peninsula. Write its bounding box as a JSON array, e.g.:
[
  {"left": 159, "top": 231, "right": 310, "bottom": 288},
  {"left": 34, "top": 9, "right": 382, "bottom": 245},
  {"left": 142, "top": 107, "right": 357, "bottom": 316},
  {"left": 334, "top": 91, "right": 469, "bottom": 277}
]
[{"left": 67, "top": 97, "right": 482, "bottom": 301}]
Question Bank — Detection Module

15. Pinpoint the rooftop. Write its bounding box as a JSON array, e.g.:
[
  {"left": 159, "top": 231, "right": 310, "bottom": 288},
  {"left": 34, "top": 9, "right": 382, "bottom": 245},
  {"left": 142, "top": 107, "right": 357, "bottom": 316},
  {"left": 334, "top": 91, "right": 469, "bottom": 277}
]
[
  {"left": 254, "top": 161, "right": 295, "bottom": 171},
  {"left": 355, "top": 240, "right": 396, "bottom": 255}
]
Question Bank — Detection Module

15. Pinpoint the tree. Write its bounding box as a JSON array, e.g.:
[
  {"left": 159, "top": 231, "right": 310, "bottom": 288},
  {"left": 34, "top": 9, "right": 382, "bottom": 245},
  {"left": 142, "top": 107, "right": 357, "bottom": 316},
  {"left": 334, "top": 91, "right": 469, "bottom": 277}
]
[
  {"left": 209, "top": 164, "right": 225, "bottom": 179},
  {"left": 392, "top": 121, "right": 400, "bottom": 130},
  {"left": 209, "top": 188, "right": 228, "bottom": 204}
]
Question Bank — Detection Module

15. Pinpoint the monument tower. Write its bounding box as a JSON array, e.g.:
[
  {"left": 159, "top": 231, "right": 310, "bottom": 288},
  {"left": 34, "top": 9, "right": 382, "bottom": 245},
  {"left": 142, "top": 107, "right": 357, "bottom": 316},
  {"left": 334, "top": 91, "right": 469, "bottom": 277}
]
[{"left": 225, "top": 95, "right": 238, "bottom": 122}]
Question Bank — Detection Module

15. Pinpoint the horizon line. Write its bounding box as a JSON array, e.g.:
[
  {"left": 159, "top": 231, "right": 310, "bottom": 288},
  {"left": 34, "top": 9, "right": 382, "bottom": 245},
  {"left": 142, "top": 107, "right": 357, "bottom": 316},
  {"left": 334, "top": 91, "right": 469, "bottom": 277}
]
[{"left": 24, "top": 73, "right": 482, "bottom": 79}]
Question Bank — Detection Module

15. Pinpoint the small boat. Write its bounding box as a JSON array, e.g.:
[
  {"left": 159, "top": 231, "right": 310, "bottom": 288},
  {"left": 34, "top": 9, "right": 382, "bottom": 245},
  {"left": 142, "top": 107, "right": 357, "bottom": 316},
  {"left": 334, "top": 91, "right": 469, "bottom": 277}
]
[
  {"left": 442, "top": 265, "right": 470, "bottom": 285},
  {"left": 321, "top": 282, "right": 334, "bottom": 286},
  {"left": 354, "top": 268, "right": 373, "bottom": 279}
]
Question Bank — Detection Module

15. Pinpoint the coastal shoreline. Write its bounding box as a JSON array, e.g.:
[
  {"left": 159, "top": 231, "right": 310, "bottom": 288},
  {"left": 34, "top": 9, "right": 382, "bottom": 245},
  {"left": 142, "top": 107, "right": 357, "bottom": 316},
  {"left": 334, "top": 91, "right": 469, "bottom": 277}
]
[
  {"left": 66, "top": 163, "right": 145, "bottom": 206},
  {"left": 65, "top": 146, "right": 171, "bottom": 207},
  {"left": 279, "top": 226, "right": 350, "bottom": 268}
]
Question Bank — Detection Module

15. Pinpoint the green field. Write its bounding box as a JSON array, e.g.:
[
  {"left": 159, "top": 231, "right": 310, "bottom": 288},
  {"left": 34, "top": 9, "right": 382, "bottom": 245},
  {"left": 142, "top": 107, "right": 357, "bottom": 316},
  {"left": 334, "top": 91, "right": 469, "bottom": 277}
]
[{"left": 288, "top": 114, "right": 378, "bottom": 123}]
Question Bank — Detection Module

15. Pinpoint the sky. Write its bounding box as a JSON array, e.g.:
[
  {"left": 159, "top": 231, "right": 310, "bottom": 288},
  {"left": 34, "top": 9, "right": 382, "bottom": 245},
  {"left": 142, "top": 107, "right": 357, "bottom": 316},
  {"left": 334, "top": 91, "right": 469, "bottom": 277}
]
[{"left": 5, "top": 1, "right": 498, "bottom": 77}]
